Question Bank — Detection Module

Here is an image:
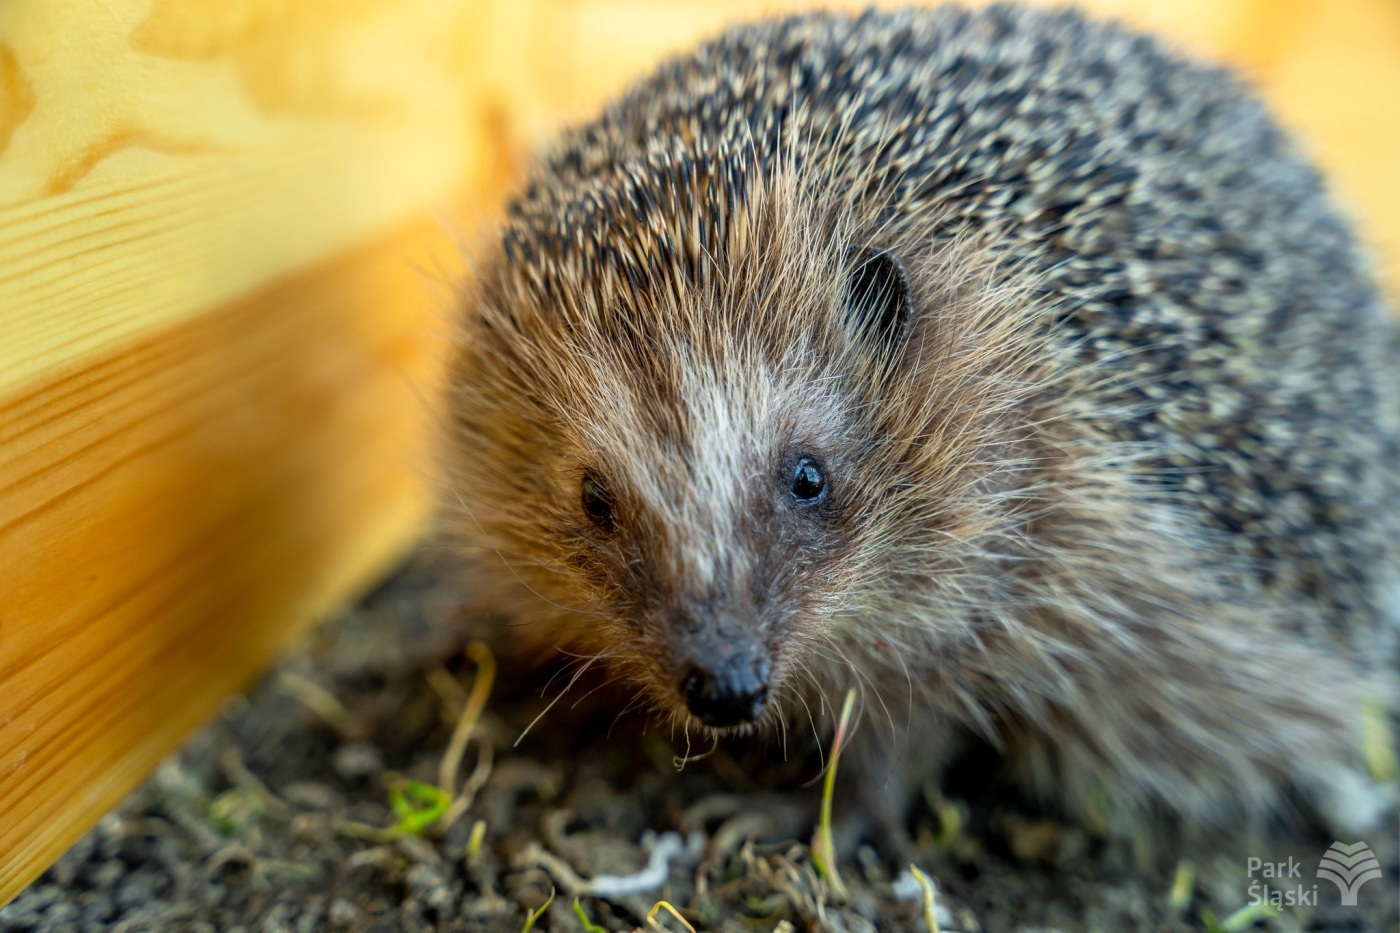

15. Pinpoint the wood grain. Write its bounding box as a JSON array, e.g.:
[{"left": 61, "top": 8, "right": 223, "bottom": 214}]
[
  {"left": 0, "top": 0, "right": 480, "bottom": 397},
  {"left": 0, "top": 219, "right": 457, "bottom": 904}
]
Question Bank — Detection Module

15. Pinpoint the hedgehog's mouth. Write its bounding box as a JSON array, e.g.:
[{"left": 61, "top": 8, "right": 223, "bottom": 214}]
[{"left": 673, "top": 708, "right": 770, "bottom": 744}]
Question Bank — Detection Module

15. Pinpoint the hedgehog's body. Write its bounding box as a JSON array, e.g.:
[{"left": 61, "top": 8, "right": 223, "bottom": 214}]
[{"left": 447, "top": 5, "right": 1400, "bottom": 834}]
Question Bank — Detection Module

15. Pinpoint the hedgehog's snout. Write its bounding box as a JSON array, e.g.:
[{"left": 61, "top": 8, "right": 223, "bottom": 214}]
[{"left": 679, "top": 651, "right": 771, "bottom": 727}]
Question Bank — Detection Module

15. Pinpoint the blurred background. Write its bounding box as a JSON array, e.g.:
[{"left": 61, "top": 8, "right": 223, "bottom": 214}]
[{"left": 1, "top": 0, "right": 1397, "bottom": 905}]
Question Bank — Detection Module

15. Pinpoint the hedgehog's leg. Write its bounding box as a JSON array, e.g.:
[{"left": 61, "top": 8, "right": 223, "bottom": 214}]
[
  {"left": 1001, "top": 470, "right": 1396, "bottom": 835},
  {"left": 1004, "top": 594, "right": 1385, "bottom": 838}
]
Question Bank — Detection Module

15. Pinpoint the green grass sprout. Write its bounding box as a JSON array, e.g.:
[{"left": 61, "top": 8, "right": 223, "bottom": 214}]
[
  {"left": 647, "top": 899, "right": 697, "bottom": 932},
  {"left": 332, "top": 642, "right": 497, "bottom": 843},
  {"left": 811, "top": 687, "right": 857, "bottom": 900},
  {"left": 278, "top": 672, "right": 352, "bottom": 734},
  {"left": 1168, "top": 859, "right": 1195, "bottom": 911},
  {"left": 572, "top": 897, "right": 608, "bottom": 933},
  {"left": 440, "top": 641, "right": 496, "bottom": 795},
  {"left": 922, "top": 786, "right": 964, "bottom": 851},
  {"left": 520, "top": 887, "right": 554, "bottom": 933},
  {"left": 1361, "top": 697, "right": 1398, "bottom": 781},
  {"left": 439, "top": 642, "right": 497, "bottom": 831},
  {"left": 207, "top": 787, "right": 267, "bottom": 837},
  {"left": 466, "top": 819, "right": 487, "bottom": 860},
  {"left": 387, "top": 778, "right": 451, "bottom": 836},
  {"left": 910, "top": 864, "right": 940, "bottom": 932}
]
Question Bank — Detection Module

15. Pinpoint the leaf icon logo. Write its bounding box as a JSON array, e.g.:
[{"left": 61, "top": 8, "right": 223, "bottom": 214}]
[{"left": 1317, "top": 841, "right": 1382, "bottom": 906}]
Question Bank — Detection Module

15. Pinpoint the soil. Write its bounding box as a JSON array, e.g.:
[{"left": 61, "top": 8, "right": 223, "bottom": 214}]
[{"left": 4, "top": 550, "right": 1397, "bottom": 932}]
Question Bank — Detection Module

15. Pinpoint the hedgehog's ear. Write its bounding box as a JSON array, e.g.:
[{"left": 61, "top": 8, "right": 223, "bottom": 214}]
[{"left": 843, "top": 247, "right": 912, "bottom": 355}]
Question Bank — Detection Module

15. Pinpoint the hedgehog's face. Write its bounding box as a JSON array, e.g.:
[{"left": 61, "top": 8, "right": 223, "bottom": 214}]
[
  {"left": 524, "top": 248, "right": 916, "bottom": 733},
  {"left": 452, "top": 190, "right": 1037, "bottom": 740},
  {"left": 565, "top": 376, "right": 846, "bottom": 731}
]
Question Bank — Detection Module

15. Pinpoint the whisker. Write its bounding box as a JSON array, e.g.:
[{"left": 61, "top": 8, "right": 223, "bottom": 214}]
[
  {"left": 570, "top": 673, "right": 625, "bottom": 708},
  {"left": 608, "top": 688, "right": 652, "bottom": 738},
  {"left": 514, "top": 655, "right": 600, "bottom": 746}
]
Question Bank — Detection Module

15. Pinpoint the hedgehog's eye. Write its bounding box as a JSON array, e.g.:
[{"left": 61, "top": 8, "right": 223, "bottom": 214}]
[
  {"left": 789, "top": 458, "right": 827, "bottom": 504},
  {"left": 581, "top": 473, "right": 614, "bottom": 527}
]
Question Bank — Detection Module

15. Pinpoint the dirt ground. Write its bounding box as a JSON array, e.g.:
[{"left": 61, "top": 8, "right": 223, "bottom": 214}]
[{"left": 4, "top": 550, "right": 1397, "bottom": 932}]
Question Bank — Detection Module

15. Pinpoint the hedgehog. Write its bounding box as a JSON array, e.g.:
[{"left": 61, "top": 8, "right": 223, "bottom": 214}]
[{"left": 442, "top": 4, "right": 1400, "bottom": 838}]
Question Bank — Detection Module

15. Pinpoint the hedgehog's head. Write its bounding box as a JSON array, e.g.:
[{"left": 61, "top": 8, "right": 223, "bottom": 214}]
[{"left": 447, "top": 157, "right": 1039, "bottom": 737}]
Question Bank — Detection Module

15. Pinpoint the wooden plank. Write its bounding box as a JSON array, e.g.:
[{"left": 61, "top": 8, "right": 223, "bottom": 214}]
[
  {"left": 0, "top": 0, "right": 482, "bottom": 396},
  {"left": 0, "top": 0, "right": 506, "bottom": 903},
  {"left": 0, "top": 219, "right": 456, "bottom": 903}
]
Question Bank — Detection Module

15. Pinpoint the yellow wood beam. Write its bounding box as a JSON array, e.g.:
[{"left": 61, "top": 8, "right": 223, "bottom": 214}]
[
  {"left": 0, "top": 219, "right": 456, "bottom": 904},
  {"left": 0, "top": 0, "right": 482, "bottom": 396}
]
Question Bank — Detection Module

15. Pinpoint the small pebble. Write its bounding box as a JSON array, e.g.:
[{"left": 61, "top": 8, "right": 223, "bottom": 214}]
[
  {"left": 328, "top": 898, "right": 361, "bottom": 927},
  {"left": 332, "top": 742, "right": 384, "bottom": 781},
  {"left": 406, "top": 863, "right": 456, "bottom": 914},
  {"left": 282, "top": 781, "right": 342, "bottom": 811}
]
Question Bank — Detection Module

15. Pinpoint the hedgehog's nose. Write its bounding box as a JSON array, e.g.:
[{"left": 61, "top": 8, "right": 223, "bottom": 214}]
[{"left": 681, "top": 663, "right": 769, "bottom": 727}]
